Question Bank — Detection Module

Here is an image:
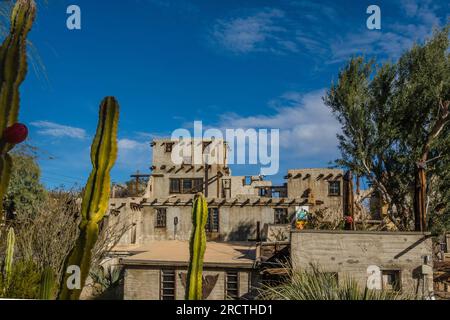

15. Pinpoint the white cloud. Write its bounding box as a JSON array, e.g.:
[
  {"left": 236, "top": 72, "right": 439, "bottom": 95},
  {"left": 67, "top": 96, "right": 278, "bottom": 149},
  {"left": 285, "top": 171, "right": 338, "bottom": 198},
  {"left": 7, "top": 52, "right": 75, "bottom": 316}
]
[
  {"left": 31, "top": 121, "right": 87, "bottom": 139},
  {"left": 211, "top": 1, "right": 445, "bottom": 62},
  {"left": 217, "top": 90, "right": 340, "bottom": 160},
  {"left": 211, "top": 8, "right": 298, "bottom": 54},
  {"left": 117, "top": 138, "right": 151, "bottom": 169}
]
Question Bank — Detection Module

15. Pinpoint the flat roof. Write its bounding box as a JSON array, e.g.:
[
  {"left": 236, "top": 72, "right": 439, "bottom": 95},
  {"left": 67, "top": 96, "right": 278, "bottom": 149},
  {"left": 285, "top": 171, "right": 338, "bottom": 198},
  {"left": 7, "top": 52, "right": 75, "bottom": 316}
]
[
  {"left": 120, "top": 241, "right": 256, "bottom": 269},
  {"left": 291, "top": 229, "right": 432, "bottom": 236}
]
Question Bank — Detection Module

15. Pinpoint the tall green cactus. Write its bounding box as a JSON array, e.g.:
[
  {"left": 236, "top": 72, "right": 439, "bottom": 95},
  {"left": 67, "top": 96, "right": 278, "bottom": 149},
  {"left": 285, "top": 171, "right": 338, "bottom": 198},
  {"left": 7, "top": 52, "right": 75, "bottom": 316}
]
[
  {"left": 58, "top": 97, "right": 119, "bottom": 300},
  {"left": 186, "top": 193, "right": 208, "bottom": 300},
  {"left": 4, "top": 227, "right": 15, "bottom": 284},
  {"left": 0, "top": 0, "right": 35, "bottom": 217},
  {"left": 39, "top": 267, "right": 55, "bottom": 300}
]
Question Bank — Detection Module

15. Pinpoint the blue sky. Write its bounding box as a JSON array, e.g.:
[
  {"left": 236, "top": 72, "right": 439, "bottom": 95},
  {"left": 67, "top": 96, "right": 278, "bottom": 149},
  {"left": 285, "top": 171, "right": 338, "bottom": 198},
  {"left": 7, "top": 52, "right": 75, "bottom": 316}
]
[{"left": 3, "top": 0, "right": 448, "bottom": 188}]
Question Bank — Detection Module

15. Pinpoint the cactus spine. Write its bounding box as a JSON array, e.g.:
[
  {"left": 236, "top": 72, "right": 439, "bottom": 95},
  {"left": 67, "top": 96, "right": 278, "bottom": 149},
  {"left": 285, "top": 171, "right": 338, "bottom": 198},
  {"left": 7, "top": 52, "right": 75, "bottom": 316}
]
[
  {"left": 186, "top": 193, "right": 208, "bottom": 300},
  {"left": 0, "top": 0, "right": 35, "bottom": 217},
  {"left": 58, "top": 97, "right": 119, "bottom": 300},
  {"left": 4, "top": 227, "right": 15, "bottom": 284},
  {"left": 39, "top": 267, "right": 55, "bottom": 300}
]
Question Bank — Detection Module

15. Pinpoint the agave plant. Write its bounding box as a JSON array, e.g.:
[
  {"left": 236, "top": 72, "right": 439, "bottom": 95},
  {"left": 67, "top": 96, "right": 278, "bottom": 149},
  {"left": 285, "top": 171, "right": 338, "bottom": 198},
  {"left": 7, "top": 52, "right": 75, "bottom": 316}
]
[
  {"left": 258, "top": 264, "right": 411, "bottom": 300},
  {"left": 89, "top": 265, "right": 123, "bottom": 292}
]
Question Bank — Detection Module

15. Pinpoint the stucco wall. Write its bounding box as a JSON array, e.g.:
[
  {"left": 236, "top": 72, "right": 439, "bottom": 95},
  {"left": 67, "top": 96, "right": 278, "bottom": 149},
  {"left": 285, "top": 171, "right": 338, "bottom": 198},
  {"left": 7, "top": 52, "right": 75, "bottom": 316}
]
[
  {"left": 137, "top": 205, "right": 279, "bottom": 242},
  {"left": 287, "top": 168, "right": 344, "bottom": 215},
  {"left": 290, "top": 230, "right": 434, "bottom": 296}
]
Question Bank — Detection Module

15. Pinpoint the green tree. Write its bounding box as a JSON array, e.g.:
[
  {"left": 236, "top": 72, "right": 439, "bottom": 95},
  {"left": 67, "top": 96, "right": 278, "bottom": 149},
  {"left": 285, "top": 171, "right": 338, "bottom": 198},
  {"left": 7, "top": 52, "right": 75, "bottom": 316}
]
[
  {"left": 324, "top": 26, "right": 449, "bottom": 231},
  {"left": 3, "top": 145, "right": 47, "bottom": 219}
]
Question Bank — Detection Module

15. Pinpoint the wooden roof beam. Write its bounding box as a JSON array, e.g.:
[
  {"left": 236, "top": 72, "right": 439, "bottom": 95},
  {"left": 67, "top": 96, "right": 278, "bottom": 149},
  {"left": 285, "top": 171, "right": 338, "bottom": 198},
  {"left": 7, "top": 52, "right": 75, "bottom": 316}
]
[{"left": 185, "top": 165, "right": 194, "bottom": 173}]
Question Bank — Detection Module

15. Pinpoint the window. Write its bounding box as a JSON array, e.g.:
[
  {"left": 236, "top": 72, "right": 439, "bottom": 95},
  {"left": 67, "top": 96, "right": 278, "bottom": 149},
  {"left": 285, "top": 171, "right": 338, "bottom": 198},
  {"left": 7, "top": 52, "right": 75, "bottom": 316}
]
[
  {"left": 170, "top": 179, "right": 181, "bottom": 193},
  {"left": 193, "top": 178, "right": 204, "bottom": 193},
  {"left": 206, "top": 208, "right": 219, "bottom": 233},
  {"left": 161, "top": 270, "right": 176, "bottom": 300},
  {"left": 274, "top": 208, "right": 288, "bottom": 224},
  {"left": 170, "top": 178, "right": 203, "bottom": 194},
  {"left": 382, "top": 270, "right": 401, "bottom": 291},
  {"left": 328, "top": 181, "right": 341, "bottom": 196},
  {"left": 156, "top": 208, "right": 167, "bottom": 228},
  {"left": 259, "top": 188, "right": 269, "bottom": 197},
  {"left": 165, "top": 142, "right": 174, "bottom": 153},
  {"left": 183, "top": 179, "right": 193, "bottom": 193},
  {"left": 226, "top": 271, "right": 239, "bottom": 299}
]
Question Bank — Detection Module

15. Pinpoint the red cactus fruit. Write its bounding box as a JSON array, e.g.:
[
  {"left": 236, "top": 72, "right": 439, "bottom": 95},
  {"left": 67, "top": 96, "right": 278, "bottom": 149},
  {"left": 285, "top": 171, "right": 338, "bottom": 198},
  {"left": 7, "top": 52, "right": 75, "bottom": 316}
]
[{"left": 3, "top": 123, "right": 28, "bottom": 144}]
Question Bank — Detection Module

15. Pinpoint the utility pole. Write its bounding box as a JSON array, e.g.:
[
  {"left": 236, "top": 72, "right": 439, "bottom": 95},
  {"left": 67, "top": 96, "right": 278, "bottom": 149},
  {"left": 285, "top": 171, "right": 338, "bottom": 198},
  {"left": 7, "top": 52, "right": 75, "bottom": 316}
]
[{"left": 130, "top": 170, "right": 150, "bottom": 197}]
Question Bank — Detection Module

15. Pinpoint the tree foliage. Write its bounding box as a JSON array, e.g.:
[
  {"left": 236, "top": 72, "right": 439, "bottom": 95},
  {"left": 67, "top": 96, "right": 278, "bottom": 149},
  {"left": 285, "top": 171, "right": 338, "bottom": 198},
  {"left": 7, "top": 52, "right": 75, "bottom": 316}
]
[
  {"left": 324, "top": 26, "right": 449, "bottom": 231},
  {"left": 3, "top": 145, "right": 47, "bottom": 219}
]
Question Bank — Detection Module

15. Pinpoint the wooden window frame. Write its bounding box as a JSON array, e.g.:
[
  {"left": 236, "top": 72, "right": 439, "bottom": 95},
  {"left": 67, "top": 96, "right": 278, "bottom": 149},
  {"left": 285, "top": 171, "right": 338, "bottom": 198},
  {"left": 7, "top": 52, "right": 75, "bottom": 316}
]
[
  {"left": 170, "top": 178, "right": 204, "bottom": 194},
  {"left": 225, "top": 271, "right": 239, "bottom": 300},
  {"left": 165, "top": 142, "right": 174, "bottom": 153},
  {"left": 206, "top": 207, "right": 220, "bottom": 233},
  {"left": 170, "top": 178, "right": 181, "bottom": 194},
  {"left": 155, "top": 208, "right": 167, "bottom": 228},
  {"left": 274, "top": 208, "right": 289, "bottom": 225},
  {"left": 160, "top": 269, "right": 176, "bottom": 300},
  {"left": 328, "top": 180, "right": 341, "bottom": 196}
]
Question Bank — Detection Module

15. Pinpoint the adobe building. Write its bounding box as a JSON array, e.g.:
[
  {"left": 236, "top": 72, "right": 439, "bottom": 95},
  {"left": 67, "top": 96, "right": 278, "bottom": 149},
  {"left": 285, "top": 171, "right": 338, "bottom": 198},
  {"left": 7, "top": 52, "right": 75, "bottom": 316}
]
[
  {"left": 107, "top": 138, "right": 348, "bottom": 245},
  {"left": 104, "top": 137, "right": 434, "bottom": 300}
]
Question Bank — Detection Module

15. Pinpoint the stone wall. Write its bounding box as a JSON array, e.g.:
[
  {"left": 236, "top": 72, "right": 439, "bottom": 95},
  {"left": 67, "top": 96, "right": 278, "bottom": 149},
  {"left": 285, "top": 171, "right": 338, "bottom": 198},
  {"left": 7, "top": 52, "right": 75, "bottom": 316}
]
[
  {"left": 290, "top": 230, "right": 434, "bottom": 297},
  {"left": 123, "top": 266, "right": 255, "bottom": 300}
]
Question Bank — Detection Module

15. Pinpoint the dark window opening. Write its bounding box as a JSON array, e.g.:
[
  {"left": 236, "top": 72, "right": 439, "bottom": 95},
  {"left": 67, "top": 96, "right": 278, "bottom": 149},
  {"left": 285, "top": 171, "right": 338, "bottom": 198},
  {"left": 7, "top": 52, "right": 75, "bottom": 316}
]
[
  {"left": 156, "top": 208, "right": 167, "bottom": 228},
  {"left": 259, "top": 188, "right": 270, "bottom": 197},
  {"left": 226, "top": 271, "right": 239, "bottom": 300},
  {"left": 165, "top": 143, "right": 174, "bottom": 153},
  {"left": 382, "top": 270, "right": 401, "bottom": 291},
  {"left": 274, "top": 208, "right": 288, "bottom": 224},
  {"left": 206, "top": 208, "right": 219, "bottom": 233},
  {"left": 328, "top": 181, "right": 341, "bottom": 196},
  {"left": 183, "top": 179, "right": 192, "bottom": 192},
  {"left": 170, "top": 178, "right": 203, "bottom": 194},
  {"left": 161, "top": 270, "right": 176, "bottom": 300},
  {"left": 170, "top": 178, "right": 180, "bottom": 193}
]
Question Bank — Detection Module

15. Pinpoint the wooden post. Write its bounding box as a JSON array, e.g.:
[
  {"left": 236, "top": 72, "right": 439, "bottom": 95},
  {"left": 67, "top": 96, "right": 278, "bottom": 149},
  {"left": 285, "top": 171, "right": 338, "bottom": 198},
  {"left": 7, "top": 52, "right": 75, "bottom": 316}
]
[
  {"left": 256, "top": 221, "right": 261, "bottom": 242},
  {"left": 414, "top": 162, "right": 427, "bottom": 232},
  {"left": 204, "top": 164, "right": 209, "bottom": 197},
  {"left": 130, "top": 171, "right": 151, "bottom": 197},
  {"left": 343, "top": 171, "right": 354, "bottom": 230}
]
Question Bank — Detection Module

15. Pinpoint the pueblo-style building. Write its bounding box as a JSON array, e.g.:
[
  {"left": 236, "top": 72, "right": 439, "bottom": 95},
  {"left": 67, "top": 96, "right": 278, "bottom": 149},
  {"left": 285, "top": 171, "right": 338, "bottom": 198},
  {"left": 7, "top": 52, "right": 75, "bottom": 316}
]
[
  {"left": 104, "top": 138, "right": 434, "bottom": 300},
  {"left": 108, "top": 138, "right": 347, "bottom": 245}
]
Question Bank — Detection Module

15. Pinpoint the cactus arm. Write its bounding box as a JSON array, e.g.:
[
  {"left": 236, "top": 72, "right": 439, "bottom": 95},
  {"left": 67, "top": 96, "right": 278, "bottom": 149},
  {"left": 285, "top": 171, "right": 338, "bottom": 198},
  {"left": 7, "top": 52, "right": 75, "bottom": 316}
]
[
  {"left": 58, "top": 97, "right": 119, "bottom": 300},
  {"left": 39, "top": 267, "right": 55, "bottom": 300},
  {"left": 186, "top": 193, "right": 208, "bottom": 300},
  {"left": 5, "top": 227, "right": 15, "bottom": 284},
  {"left": 0, "top": 0, "right": 35, "bottom": 152},
  {"left": 0, "top": 0, "right": 35, "bottom": 222}
]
